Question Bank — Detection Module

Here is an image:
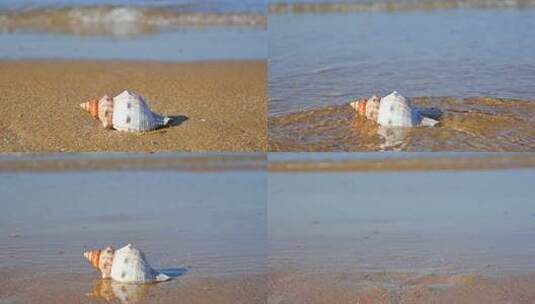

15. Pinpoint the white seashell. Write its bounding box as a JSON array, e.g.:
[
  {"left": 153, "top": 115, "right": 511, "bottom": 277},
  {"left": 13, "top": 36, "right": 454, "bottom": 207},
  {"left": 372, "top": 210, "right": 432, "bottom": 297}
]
[
  {"left": 349, "top": 95, "right": 382, "bottom": 121},
  {"left": 112, "top": 90, "right": 171, "bottom": 132},
  {"left": 84, "top": 246, "right": 115, "bottom": 279},
  {"left": 98, "top": 95, "right": 114, "bottom": 129},
  {"left": 110, "top": 244, "right": 171, "bottom": 283},
  {"left": 365, "top": 95, "right": 381, "bottom": 121},
  {"left": 377, "top": 91, "right": 438, "bottom": 128},
  {"left": 84, "top": 244, "right": 171, "bottom": 283}
]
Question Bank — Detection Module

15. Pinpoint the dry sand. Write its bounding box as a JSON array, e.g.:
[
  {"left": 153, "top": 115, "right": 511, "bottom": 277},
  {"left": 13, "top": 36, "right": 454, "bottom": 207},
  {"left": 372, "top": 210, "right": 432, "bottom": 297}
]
[
  {"left": 269, "top": 269, "right": 535, "bottom": 304},
  {"left": 0, "top": 60, "right": 266, "bottom": 152}
]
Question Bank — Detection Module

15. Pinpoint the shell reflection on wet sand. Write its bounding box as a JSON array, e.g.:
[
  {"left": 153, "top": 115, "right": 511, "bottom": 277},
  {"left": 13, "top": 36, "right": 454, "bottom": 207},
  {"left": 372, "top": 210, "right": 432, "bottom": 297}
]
[{"left": 269, "top": 96, "right": 535, "bottom": 151}]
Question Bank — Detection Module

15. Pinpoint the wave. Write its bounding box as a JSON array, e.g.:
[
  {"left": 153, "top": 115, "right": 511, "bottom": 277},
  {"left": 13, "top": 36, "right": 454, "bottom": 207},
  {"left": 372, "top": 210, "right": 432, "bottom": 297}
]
[
  {"left": 269, "top": 0, "right": 535, "bottom": 13},
  {"left": 0, "top": 6, "right": 266, "bottom": 36}
]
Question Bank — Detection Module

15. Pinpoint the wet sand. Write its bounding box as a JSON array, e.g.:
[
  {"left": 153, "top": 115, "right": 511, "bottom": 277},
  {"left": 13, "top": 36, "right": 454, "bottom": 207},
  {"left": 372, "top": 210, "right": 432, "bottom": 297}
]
[
  {"left": 0, "top": 60, "right": 266, "bottom": 152},
  {"left": 269, "top": 96, "right": 535, "bottom": 151},
  {"left": 269, "top": 270, "right": 535, "bottom": 304},
  {"left": 0, "top": 269, "right": 266, "bottom": 304}
]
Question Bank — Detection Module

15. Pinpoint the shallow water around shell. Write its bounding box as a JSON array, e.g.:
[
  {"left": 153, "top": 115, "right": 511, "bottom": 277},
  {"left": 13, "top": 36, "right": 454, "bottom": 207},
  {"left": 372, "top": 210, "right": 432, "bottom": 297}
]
[
  {"left": 269, "top": 96, "right": 535, "bottom": 151},
  {"left": 0, "top": 163, "right": 266, "bottom": 303}
]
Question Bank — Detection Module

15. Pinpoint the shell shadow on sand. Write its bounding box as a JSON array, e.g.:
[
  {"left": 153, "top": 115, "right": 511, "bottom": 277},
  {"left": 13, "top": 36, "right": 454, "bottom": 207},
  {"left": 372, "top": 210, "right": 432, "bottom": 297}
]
[
  {"left": 141, "top": 115, "right": 188, "bottom": 135},
  {"left": 166, "top": 115, "right": 189, "bottom": 128},
  {"left": 86, "top": 268, "right": 187, "bottom": 304}
]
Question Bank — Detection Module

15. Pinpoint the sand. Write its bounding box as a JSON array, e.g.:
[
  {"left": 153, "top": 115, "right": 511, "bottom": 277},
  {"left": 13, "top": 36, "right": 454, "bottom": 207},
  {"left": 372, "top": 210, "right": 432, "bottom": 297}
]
[
  {"left": 269, "top": 269, "right": 535, "bottom": 304},
  {"left": 0, "top": 60, "right": 266, "bottom": 152}
]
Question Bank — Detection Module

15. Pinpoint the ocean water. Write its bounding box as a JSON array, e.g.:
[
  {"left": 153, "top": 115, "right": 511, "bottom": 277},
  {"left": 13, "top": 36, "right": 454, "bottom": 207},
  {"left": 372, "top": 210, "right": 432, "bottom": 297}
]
[
  {"left": 269, "top": 8, "right": 535, "bottom": 115},
  {"left": 269, "top": 167, "right": 535, "bottom": 275},
  {"left": 0, "top": 0, "right": 266, "bottom": 13},
  {"left": 0, "top": 0, "right": 266, "bottom": 60},
  {"left": 0, "top": 30, "right": 266, "bottom": 61}
]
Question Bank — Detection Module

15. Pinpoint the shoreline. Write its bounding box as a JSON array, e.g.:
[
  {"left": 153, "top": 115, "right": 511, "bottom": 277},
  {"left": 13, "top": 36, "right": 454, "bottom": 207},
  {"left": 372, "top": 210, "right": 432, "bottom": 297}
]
[
  {"left": 268, "top": 154, "right": 535, "bottom": 172},
  {"left": 0, "top": 60, "right": 267, "bottom": 152},
  {"left": 0, "top": 154, "right": 266, "bottom": 172}
]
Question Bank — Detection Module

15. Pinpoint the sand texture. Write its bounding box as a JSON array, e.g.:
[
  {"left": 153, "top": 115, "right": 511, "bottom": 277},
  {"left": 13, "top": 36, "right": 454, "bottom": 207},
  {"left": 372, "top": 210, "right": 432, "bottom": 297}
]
[{"left": 0, "top": 60, "right": 266, "bottom": 152}]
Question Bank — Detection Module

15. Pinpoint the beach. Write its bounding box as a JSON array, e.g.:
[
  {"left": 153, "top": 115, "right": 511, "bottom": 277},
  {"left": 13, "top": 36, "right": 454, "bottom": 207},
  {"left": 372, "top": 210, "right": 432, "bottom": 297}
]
[
  {"left": 0, "top": 158, "right": 267, "bottom": 303},
  {"left": 269, "top": 96, "right": 535, "bottom": 151},
  {"left": 0, "top": 60, "right": 266, "bottom": 152},
  {"left": 268, "top": 8, "right": 535, "bottom": 151},
  {"left": 268, "top": 156, "right": 535, "bottom": 303}
]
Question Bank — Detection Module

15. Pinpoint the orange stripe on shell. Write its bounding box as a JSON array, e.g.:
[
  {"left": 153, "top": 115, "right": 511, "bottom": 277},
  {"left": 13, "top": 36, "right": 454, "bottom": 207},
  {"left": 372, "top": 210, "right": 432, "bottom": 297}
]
[
  {"left": 358, "top": 98, "right": 367, "bottom": 117},
  {"left": 91, "top": 250, "right": 101, "bottom": 270},
  {"left": 88, "top": 99, "right": 99, "bottom": 119}
]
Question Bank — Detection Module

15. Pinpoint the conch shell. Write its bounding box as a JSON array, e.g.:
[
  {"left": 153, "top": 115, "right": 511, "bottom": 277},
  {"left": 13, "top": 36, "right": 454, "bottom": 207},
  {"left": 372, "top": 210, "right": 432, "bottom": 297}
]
[
  {"left": 112, "top": 90, "right": 171, "bottom": 132},
  {"left": 352, "top": 91, "right": 439, "bottom": 127},
  {"left": 80, "top": 95, "right": 114, "bottom": 129},
  {"left": 350, "top": 95, "right": 380, "bottom": 121},
  {"left": 80, "top": 90, "right": 171, "bottom": 132},
  {"left": 84, "top": 244, "right": 171, "bottom": 284},
  {"left": 83, "top": 245, "right": 115, "bottom": 279}
]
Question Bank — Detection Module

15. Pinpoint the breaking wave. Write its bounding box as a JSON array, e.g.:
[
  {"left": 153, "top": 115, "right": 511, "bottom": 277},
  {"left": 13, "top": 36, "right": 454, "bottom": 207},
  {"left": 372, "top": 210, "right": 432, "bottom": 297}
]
[
  {"left": 0, "top": 6, "right": 265, "bottom": 36},
  {"left": 270, "top": 0, "right": 535, "bottom": 13}
]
